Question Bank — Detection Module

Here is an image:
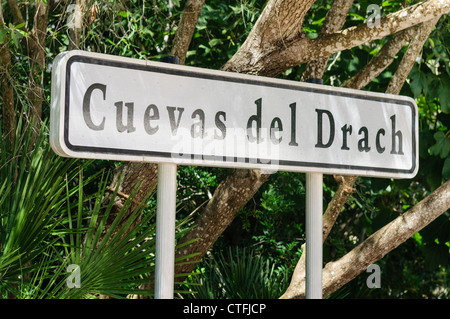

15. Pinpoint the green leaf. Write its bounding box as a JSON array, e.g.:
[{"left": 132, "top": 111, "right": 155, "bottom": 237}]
[
  {"left": 419, "top": 130, "right": 435, "bottom": 158},
  {"left": 118, "top": 11, "right": 130, "bottom": 18},
  {"left": 11, "top": 29, "right": 24, "bottom": 48},
  {"left": 424, "top": 74, "right": 440, "bottom": 102},
  {"left": 349, "top": 12, "right": 365, "bottom": 21},
  {"left": 412, "top": 232, "right": 423, "bottom": 246},
  {"left": 429, "top": 131, "right": 450, "bottom": 158},
  {"left": 0, "top": 29, "right": 7, "bottom": 43},
  {"left": 438, "top": 75, "right": 450, "bottom": 113},
  {"left": 15, "top": 22, "right": 26, "bottom": 29},
  {"left": 208, "top": 38, "right": 223, "bottom": 48},
  {"left": 409, "top": 67, "right": 428, "bottom": 98}
]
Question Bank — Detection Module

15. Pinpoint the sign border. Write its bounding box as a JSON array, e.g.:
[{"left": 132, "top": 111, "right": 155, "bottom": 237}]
[{"left": 51, "top": 50, "right": 418, "bottom": 178}]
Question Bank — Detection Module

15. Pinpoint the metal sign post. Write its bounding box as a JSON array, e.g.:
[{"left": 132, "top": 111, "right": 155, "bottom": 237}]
[
  {"left": 154, "top": 162, "right": 177, "bottom": 299},
  {"left": 304, "top": 79, "right": 324, "bottom": 299},
  {"left": 154, "top": 56, "right": 180, "bottom": 299},
  {"left": 305, "top": 172, "right": 323, "bottom": 299}
]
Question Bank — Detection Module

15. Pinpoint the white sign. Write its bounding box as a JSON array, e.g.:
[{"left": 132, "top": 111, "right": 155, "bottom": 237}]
[{"left": 50, "top": 50, "right": 418, "bottom": 178}]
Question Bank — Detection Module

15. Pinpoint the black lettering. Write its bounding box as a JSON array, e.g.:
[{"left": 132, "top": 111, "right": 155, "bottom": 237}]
[
  {"left": 390, "top": 115, "right": 403, "bottom": 155},
  {"left": 341, "top": 124, "right": 352, "bottom": 150},
  {"left": 82, "top": 83, "right": 106, "bottom": 131},
  {"left": 376, "top": 128, "right": 385, "bottom": 153},
  {"left": 270, "top": 117, "right": 283, "bottom": 145},
  {"left": 315, "top": 109, "right": 335, "bottom": 148},
  {"left": 143, "top": 104, "right": 160, "bottom": 135},
  {"left": 167, "top": 106, "right": 185, "bottom": 135},
  {"left": 246, "top": 98, "right": 263, "bottom": 143},
  {"left": 191, "top": 109, "right": 205, "bottom": 138},
  {"left": 215, "top": 111, "right": 226, "bottom": 140},
  {"left": 358, "top": 126, "right": 371, "bottom": 152},
  {"left": 115, "top": 101, "right": 136, "bottom": 133},
  {"left": 289, "top": 102, "right": 298, "bottom": 146}
]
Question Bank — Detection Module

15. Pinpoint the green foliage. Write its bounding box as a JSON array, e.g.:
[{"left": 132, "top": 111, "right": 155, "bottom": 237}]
[
  {"left": 0, "top": 119, "right": 196, "bottom": 298},
  {"left": 177, "top": 166, "right": 222, "bottom": 218},
  {"left": 245, "top": 172, "right": 307, "bottom": 268},
  {"left": 0, "top": 22, "right": 28, "bottom": 48},
  {"left": 51, "top": 174, "right": 159, "bottom": 299},
  {"left": 186, "top": 0, "right": 263, "bottom": 69},
  {"left": 184, "top": 247, "right": 291, "bottom": 299},
  {"left": 0, "top": 118, "right": 81, "bottom": 296}
]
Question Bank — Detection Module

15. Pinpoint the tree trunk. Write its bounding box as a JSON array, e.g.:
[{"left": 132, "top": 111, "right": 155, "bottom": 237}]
[
  {"left": 68, "top": 0, "right": 87, "bottom": 51},
  {"left": 26, "top": 1, "right": 49, "bottom": 125},
  {"left": 170, "top": 0, "right": 205, "bottom": 65},
  {"left": 174, "top": 169, "right": 270, "bottom": 280},
  {"left": 103, "top": 162, "right": 158, "bottom": 234},
  {"left": 0, "top": 3, "right": 14, "bottom": 145}
]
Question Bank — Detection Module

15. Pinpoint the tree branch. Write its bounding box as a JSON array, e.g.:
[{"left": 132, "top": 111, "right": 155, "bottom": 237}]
[
  {"left": 223, "top": 0, "right": 450, "bottom": 77},
  {"left": 282, "top": 179, "right": 450, "bottom": 299},
  {"left": 68, "top": 0, "right": 87, "bottom": 51},
  {"left": 221, "top": 0, "right": 316, "bottom": 74},
  {"left": 342, "top": 26, "right": 418, "bottom": 89},
  {"left": 174, "top": 169, "right": 270, "bottom": 282},
  {"left": 170, "top": 0, "right": 205, "bottom": 65},
  {"left": 7, "top": 0, "right": 24, "bottom": 27},
  {"left": 309, "top": 0, "right": 448, "bottom": 59},
  {"left": 386, "top": 16, "right": 441, "bottom": 94},
  {"left": 301, "top": 0, "right": 354, "bottom": 81},
  {"left": 26, "top": 1, "right": 49, "bottom": 123},
  {"left": 321, "top": 179, "right": 450, "bottom": 298}
]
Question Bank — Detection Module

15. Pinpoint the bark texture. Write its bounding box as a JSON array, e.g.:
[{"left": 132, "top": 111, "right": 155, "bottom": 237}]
[
  {"left": 223, "top": 0, "right": 450, "bottom": 76},
  {"left": 174, "top": 169, "right": 270, "bottom": 279},
  {"left": 170, "top": 0, "right": 205, "bottom": 64},
  {"left": 103, "top": 163, "right": 158, "bottom": 233},
  {"left": 26, "top": 1, "right": 49, "bottom": 123},
  {"left": 68, "top": 0, "right": 87, "bottom": 50},
  {"left": 0, "top": 3, "right": 14, "bottom": 144},
  {"left": 7, "top": 0, "right": 24, "bottom": 26},
  {"left": 386, "top": 16, "right": 441, "bottom": 94},
  {"left": 1, "top": 0, "right": 50, "bottom": 140},
  {"left": 301, "top": 0, "right": 354, "bottom": 81},
  {"left": 222, "top": 0, "right": 316, "bottom": 75},
  {"left": 342, "top": 26, "right": 418, "bottom": 89},
  {"left": 282, "top": 179, "right": 450, "bottom": 299}
]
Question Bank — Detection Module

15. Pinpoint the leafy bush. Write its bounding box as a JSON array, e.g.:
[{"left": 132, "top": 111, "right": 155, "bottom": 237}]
[
  {"left": 0, "top": 120, "right": 175, "bottom": 298},
  {"left": 183, "top": 247, "right": 291, "bottom": 299}
]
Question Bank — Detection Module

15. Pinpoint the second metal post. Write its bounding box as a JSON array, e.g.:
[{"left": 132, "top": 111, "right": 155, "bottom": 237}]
[
  {"left": 155, "top": 162, "right": 177, "bottom": 299},
  {"left": 305, "top": 172, "right": 323, "bottom": 299}
]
